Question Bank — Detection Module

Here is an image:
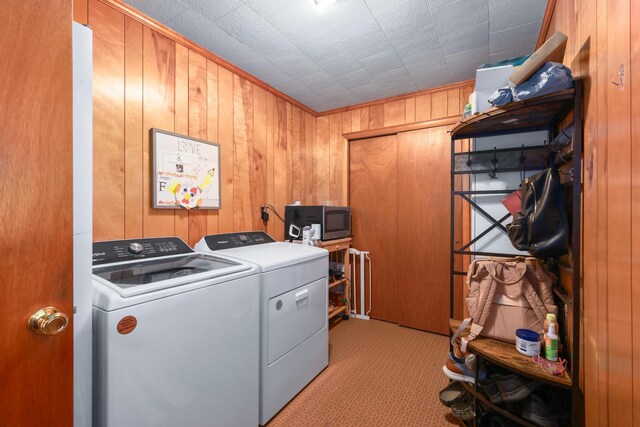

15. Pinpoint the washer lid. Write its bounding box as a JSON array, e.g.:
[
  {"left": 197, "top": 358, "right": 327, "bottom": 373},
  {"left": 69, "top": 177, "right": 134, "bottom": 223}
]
[{"left": 93, "top": 253, "right": 252, "bottom": 298}]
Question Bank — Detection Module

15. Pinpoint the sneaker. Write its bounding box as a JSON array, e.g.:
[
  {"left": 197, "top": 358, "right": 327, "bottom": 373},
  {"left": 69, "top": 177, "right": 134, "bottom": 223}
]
[
  {"left": 493, "top": 373, "right": 541, "bottom": 402},
  {"left": 443, "top": 353, "right": 476, "bottom": 383}
]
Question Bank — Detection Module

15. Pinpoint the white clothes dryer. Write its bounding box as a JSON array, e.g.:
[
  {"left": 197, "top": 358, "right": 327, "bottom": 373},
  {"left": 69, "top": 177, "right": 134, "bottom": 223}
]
[
  {"left": 195, "top": 232, "right": 329, "bottom": 425},
  {"left": 92, "top": 237, "right": 259, "bottom": 427}
]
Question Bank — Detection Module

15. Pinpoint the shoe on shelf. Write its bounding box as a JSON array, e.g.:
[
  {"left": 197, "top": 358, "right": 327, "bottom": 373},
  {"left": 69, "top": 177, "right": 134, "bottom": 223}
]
[
  {"left": 439, "top": 381, "right": 467, "bottom": 408},
  {"left": 478, "top": 378, "right": 503, "bottom": 404},
  {"left": 451, "top": 397, "right": 475, "bottom": 421},
  {"left": 522, "top": 394, "right": 558, "bottom": 427},
  {"left": 493, "top": 373, "right": 541, "bottom": 402},
  {"left": 443, "top": 353, "right": 476, "bottom": 383}
]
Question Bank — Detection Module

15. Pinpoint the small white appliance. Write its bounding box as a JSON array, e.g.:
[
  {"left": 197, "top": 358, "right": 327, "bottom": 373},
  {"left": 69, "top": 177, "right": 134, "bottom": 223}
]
[
  {"left": 92, "top": 237, "right": 260, "bottom": 427},
  {"left": 195, "top": 232, "right": 329, "bottom": 425}
]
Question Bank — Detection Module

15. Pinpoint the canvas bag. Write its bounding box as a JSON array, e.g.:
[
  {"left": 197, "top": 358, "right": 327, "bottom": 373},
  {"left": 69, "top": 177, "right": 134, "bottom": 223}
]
[{"left": 455, "top": 258, "right": 557, "bottom": 348}]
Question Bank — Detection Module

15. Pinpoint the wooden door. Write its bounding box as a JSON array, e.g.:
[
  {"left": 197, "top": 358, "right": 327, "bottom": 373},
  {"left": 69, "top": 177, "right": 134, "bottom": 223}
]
[
  {"left": 349, "top": 135, "right": 398, "bottom": 323},
  {"left": 396, "top": 127, "right": 452, "bottom": 334},
  {"left": 0, "top": 1, "right": 74, "bottom": 424}
]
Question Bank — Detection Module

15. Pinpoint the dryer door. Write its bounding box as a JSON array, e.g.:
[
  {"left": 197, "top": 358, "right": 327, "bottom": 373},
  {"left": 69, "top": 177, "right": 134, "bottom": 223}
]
[{"left": 267, "top": 277, "right": 327, "bottom": 364}]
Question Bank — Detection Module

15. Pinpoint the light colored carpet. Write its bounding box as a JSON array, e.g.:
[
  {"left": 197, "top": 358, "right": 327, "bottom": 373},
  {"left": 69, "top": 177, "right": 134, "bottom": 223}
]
[{"left": 266, "top": 318, "right": 459, "bottom": 426}]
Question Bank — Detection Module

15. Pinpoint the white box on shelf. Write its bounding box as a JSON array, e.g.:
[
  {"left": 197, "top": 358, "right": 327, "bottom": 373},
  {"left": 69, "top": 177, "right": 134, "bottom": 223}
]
[{"left": 474, "top": 64, "right": 515, "bottom": 113}]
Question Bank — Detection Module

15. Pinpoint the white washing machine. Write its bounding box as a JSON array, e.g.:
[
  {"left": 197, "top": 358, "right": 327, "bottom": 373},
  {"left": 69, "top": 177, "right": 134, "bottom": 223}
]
[
  {"left": 195, "top": 232, "right": 329, "bottom": 425},
  {"left": 92, "top": 237, "right": 260, "bottom": 427}
]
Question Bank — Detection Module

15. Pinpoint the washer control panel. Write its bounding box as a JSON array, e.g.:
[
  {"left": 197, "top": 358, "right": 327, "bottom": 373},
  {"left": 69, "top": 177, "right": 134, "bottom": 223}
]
[
  {"left": 92, "top": 237, "right": 193, "bottom": 265},
  {"left": 203, "top": 232, "right": 275, "bottom": 251}
]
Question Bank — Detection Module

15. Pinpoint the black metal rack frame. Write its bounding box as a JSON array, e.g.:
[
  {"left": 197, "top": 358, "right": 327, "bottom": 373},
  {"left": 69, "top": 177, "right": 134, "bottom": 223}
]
[{"left": 449, "top": 81, "right": 583, "bottom": 426}]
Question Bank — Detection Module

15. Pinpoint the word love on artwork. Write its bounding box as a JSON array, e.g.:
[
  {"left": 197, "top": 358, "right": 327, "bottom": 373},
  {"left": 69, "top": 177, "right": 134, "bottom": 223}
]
[{"left": 177, "top": 139, "right": 202, "bottom": 156}]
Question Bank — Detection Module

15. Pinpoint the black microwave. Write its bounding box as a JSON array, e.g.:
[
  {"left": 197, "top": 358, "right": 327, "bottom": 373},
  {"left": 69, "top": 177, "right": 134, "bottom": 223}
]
[{"left": 284, "top": 205, "right": 351, "bottom": 241}]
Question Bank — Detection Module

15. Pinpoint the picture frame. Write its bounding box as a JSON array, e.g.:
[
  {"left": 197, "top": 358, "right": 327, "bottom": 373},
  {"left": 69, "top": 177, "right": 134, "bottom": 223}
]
[{"left": 152, "top": 128, "right": 221, "bottom": 210}]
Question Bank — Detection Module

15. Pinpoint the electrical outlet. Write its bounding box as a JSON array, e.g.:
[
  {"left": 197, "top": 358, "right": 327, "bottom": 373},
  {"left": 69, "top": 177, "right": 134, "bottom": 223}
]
[{"left": 260, "top": 206, "right": 269, "bottom": 222}]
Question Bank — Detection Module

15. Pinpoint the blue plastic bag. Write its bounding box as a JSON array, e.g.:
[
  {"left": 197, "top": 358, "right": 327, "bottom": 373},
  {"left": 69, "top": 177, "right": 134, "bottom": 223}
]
[{"left": 488, "top": 62, "right": 574, "bottom": 106}]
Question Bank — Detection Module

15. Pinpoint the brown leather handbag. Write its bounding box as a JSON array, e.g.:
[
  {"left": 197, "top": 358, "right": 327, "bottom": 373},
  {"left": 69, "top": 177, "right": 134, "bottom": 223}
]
[{"left": 464, "top": 257, "right": 558, "bottom": 344}]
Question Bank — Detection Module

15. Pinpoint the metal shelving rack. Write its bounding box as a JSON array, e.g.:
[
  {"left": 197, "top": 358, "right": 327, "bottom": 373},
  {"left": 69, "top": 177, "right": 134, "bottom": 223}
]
[{"left": 448, "top": 81, "right": 583, "bottom": 426}]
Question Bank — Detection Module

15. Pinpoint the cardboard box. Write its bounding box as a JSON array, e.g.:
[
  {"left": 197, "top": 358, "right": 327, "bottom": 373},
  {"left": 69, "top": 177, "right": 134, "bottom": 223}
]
[{"left": 508, "top": 31, "right": 568, "bottom": 86}]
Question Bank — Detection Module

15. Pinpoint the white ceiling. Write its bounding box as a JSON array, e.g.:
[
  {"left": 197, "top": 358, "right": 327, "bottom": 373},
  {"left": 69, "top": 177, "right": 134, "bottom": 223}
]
[{"left": 122, "top": 0, "right": 547, "bottom": 112}]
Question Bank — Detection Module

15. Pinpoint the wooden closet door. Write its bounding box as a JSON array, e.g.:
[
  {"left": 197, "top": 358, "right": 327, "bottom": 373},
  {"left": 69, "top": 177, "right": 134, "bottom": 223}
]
[
  {"left": 397, "top": 127, "right": 451, "bottom": 334},
  {"left": 349, "top": 135, "right": 398, "bottom": 323}
]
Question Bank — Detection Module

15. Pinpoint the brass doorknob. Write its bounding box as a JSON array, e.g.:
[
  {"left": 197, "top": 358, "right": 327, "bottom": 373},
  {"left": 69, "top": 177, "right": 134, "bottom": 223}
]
[{"left": 28, "top": 307, "right": 69, "bottom": 335}]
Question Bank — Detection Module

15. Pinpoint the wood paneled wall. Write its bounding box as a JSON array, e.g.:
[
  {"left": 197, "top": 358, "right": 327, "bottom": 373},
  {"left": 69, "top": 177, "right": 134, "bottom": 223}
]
[
  {"left": 318, "top": 82, "right": 473, "bottom": 321},
  {"left": 89, "top": 0, "right": 317, "bottom": 244},
  {"left": 543, "top": 0, "right": 639, "bottom": 425}
]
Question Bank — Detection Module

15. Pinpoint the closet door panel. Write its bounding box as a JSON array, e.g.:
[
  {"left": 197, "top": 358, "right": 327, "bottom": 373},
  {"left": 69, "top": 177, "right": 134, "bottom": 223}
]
[
  {"left": 397, "top": 127, "right": 451, "bottom": 334},
  {"left": 349, "top": 135, "right": 398, "bottom": 323}
]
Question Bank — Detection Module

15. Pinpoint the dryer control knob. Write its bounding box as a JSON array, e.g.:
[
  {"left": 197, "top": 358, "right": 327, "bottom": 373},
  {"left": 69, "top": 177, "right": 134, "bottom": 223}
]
[{"left": 128, "top": 242, "right": 144, "bottom": 254}]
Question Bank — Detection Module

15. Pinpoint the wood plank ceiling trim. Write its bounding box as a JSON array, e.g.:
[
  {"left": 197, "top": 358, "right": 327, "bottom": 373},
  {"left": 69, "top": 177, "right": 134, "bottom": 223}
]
[
  {"left": 98, "top": 0, "right": 318, "bottom": 116},
  {"left": 319, "top": 79, "right": 475, "bottom": 116},
  {"left": 344, "top": 117, "right": 459, "bottom": 141}
]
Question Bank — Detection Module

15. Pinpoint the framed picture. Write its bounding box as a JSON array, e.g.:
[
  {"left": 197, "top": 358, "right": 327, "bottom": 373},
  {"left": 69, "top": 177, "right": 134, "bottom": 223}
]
[{"left": 152, "top": 128, "right": 221, "bottom": 209}]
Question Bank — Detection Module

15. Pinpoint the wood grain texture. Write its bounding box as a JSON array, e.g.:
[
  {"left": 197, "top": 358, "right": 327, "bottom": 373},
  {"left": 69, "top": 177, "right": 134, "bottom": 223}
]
[
  {"left": 405, "top": 97, "right": 416, "bottom": 123},
  {"left": 253, "top": 85, "right": 268, "bottom": 232},
  {"left": 217, "top": 66, "right": 234, "bottom": 233},
  {"left": 632, "top": 1, "right": 640, "bottom": 426},
  {"left": 415, "top": 94, "right": 432, "bottom": 122},
  {"left": 351, "top": 108, "right": 362, "bottom": 132},
  {"left": 605, "top": 0, "right": 632, "bottom": 424},
  {"left": 359, "top": 108, "right": 370, "bottom": 131},
  {"left": 0, "top": 1, "right": 73, "bottom": 423},
  {"left": 92, "top": 0, "right": 125, "bottom": 240},
  {"left": 315, "top": 115, "right": 331, "bottom": 204},
  {"left": 187, "top": 50, "right": 208, "bottom": 246},
  {"left": 124, "top": 17, "right": 143, "bottom": 238},
  {"left": 572, "top": 0, "right": 598, "bottom": 422},
  {"left": 290, "top": 106, "right": 302, "bottom": 203},
  {"left": 329, "top": 113, "right": 344, "bottom": 205},
  {"left": 266, "top": 91, "right": 276, "bottom": 236},
  {"left": 74, "top": 0, "right": 88, "bottom": 23},
  {"left": 142, "top": 26, "right": 175, "bottom": 237},
  {"left": 349, "top": 135, "right": 399, "bottom": 323},
  {"left": 304, "top": 112, "right": 316, "bottom": 204},
  {"left": 447, "top": 88, "right": 460, "bottom": 117},
  {"left": 299, "top": 110, "right": 308, "bottom": 204},
  {"left": 595, "top": 0, "right": 610, "bottom": 423},
  {"left": 383, "top": 99, "right": 405, "bottom": 127},
  {"left": 431, "top": 91, "right": 448, "bottom": 119},
  {"left": 273, "top": 98, "right": 288, "bottom": 239},
  {"left": 369, "top": 104, "right": 384, "bottom": 129},
  {"left": 206, "top": 60, "right": 219, "bottom": 236},
  {"left": 286, "top": 103, "right": 293, "bottom": 205},
  {"left": 397, "top": 127, "right": 451, "bottom": 334},
  {"left": 173, "top": 43, "right": 189, "bottom": 242},
  {"left": 233, "top": 75, "right": 254, "bottom": 232}
]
